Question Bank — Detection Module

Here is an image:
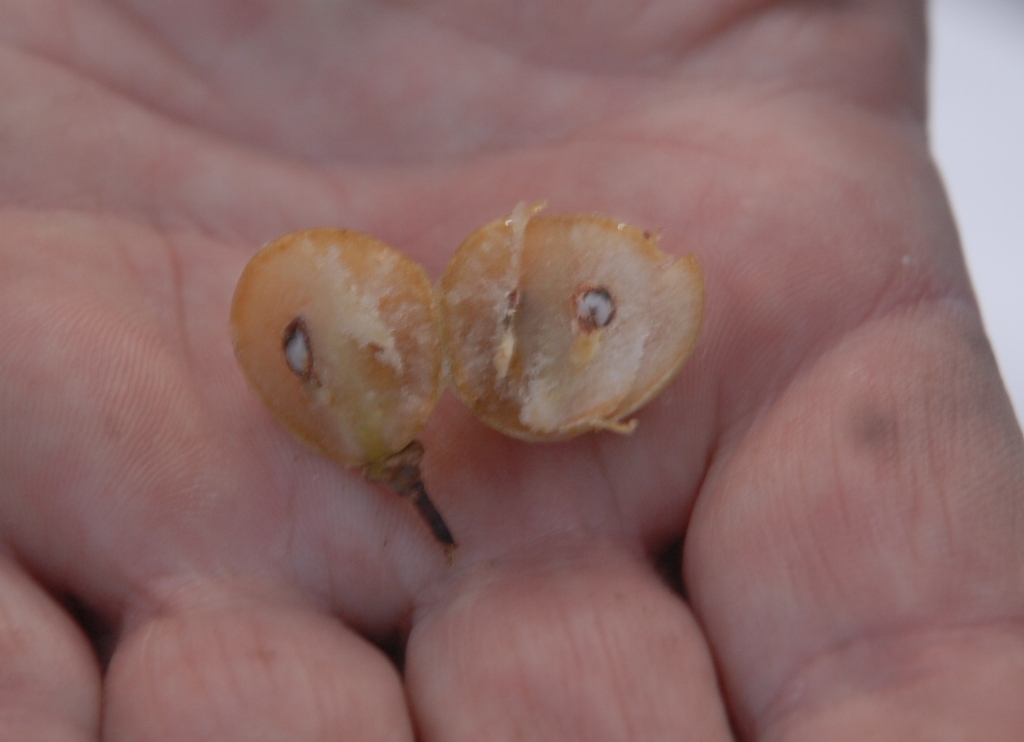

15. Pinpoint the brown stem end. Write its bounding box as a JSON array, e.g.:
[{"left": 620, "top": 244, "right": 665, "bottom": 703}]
[{"left": 365, "top": 441, "right": 457, "bottom": 563}]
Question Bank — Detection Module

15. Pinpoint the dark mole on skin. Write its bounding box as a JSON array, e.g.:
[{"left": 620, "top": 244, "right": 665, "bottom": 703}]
[{"left": 850, "top": 405, "right": 900, "bottom": 466}]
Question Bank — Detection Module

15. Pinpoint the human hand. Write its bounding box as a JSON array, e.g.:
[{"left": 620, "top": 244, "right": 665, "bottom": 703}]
[{"left": 1, "top": 1, "right": 1022, "bottom": 739}]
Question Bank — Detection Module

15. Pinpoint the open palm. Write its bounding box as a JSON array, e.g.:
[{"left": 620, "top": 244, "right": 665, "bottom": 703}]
[{"left": 2, "top": 1, "right": 1023, "bottom": 739}]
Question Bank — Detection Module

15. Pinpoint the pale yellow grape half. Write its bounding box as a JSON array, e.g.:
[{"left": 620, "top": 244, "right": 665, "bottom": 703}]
[
  {"left": 439, "top": 205, "right": 704, "bottom": 441},
  {"left": 231, "top": 228, "right": 442, "bottom": 466}
]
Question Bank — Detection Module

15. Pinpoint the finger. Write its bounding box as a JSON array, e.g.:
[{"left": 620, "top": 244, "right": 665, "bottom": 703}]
[
  {"left": 0, "top": 555, "right": 101, "bottom": 741},
  {"left": 405, "top": 543, "right": 733, "bottom": 742},
  {"left": 103, "top": 580, "right": 413, "bottom": 742},
  {"left": 687, "top": 304, "right": 1024, "bottom": 739}
]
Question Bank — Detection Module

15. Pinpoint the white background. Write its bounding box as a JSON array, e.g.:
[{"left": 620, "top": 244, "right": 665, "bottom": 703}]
[{"left": 930, "top": 0, "right": 1024, "bottom": 424}]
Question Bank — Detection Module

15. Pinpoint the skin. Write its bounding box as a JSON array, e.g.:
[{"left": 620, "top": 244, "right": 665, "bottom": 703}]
[{"left": 0, "top": 0, "right": 1022, "bottom": 739}]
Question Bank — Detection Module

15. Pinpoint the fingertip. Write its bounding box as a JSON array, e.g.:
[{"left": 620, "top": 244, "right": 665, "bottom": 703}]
[
  {"left": 103, "top": 584, "right": 414, "bottom": 742},
  {"left": 0, "top": 557, "right": 101, "bottom": 741},
  {"left": 405, "top": 545, "right": 733, "bottom": 741}
]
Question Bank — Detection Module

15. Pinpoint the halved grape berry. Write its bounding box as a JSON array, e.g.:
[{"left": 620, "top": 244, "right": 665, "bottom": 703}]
[
  {"left": 230, "top": 228, "right": 453, "bottom": 553},
  {"left": 439, "top": 204, "right": 704, "bottom": 441},
  {"left": 231, "top": 228, "right": 441, "bottom": 465}
]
